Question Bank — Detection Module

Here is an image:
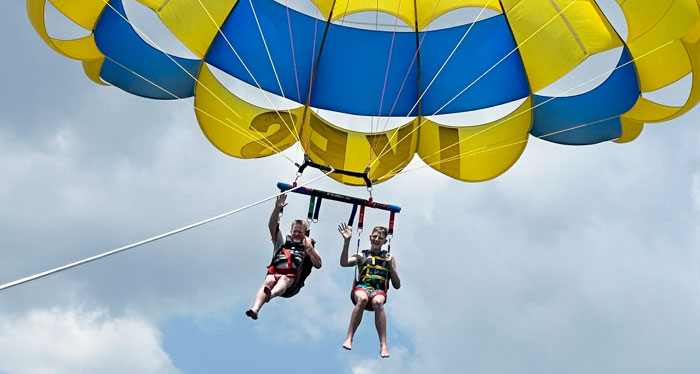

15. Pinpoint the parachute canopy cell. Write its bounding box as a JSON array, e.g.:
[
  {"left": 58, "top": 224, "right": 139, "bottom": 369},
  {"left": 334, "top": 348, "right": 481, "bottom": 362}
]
[{"left": 28, "top": 0, "right": 700, "bottom": 185}]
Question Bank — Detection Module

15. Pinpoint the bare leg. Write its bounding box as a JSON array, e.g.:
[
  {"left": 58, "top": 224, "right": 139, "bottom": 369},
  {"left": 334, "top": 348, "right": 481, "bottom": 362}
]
[
  {"left": 247, "top": 275, "right": 277, "bottom": 319},
  {"left": 343, "top": 291, "right": 368, "bottom": 350},
  {"left": 269, "top": 275, "right": 292, "bottom": 298},
  {"left": 372, "top": 295, "right": 389, "bottom": 358}
]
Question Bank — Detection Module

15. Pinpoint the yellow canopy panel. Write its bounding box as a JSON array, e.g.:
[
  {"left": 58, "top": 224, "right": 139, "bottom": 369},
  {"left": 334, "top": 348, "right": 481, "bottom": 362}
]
[
  {"left": 82, "top": 58, "right": 108, "bottom": 85},
  {"left": 614, "top": 117, "right": 644, "bottom": 143},
  {"left": 623, "top": 39, "right": 700, "bottom": 123},
  {"left": 300, "top": 113, "right": 419, "bottom": 186},
  {"left": 48, "top": 0, "right": 107, "bottom": 30},
  {"left": 417, "top": 97, "right": 532, "bottom": 182},
  {"left": 195, "top": 64, "right": 303, "bottom": 159},
  {"left": 623, "top": 0, "right": 699, "bottom": 92},
  {"left": 501, "top": 0, "right": 622, "bottom": 92},
  {"left": 28, "top": 0, "right": 106, "bottom": 87},
  {"left": 28, "top": 0, "right": 103, "bottom": 60},
  {"left": 137, "top": 0, "right": 239, "bottom": 58},
  {"left": 619, "top": 0, "right": 698, "bottom": 43},
  {"left": 312, "top": 0, "right": 502, "bottom": 30}
]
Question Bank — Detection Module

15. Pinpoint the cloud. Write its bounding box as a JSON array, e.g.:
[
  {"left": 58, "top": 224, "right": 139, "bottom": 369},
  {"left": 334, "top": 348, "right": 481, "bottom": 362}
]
[{"left": 0, "top": 307, "right": 178, "bottom": 374}]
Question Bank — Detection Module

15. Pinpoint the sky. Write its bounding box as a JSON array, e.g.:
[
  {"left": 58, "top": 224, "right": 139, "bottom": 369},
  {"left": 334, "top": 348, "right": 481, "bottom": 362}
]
[{"left": 2, "top": 0, "right": 700, "bottom": 373}]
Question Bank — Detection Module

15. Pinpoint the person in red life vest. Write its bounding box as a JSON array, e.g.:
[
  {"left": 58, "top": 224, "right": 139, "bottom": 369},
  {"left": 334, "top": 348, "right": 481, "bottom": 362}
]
[
  {"left": 245, "top": 194, "right": 322, "bottom": 320},
  {"left": 338, "top": 222, "right": 401, "bottom": 358}
]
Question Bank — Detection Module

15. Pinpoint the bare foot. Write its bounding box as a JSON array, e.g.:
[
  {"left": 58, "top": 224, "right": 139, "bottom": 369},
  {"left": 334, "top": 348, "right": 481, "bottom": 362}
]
[
  {"left": 263, "top": 287, "right": 272, "bottom": 302},
  {"left": 342, "top": 338, "right": 352, "bottom": 350},
  {"left": 245, "top": 309, "right": 258, "bottom": 320},
  {"left": 380, "top": 345, "right": 390, "bottom": 358}
]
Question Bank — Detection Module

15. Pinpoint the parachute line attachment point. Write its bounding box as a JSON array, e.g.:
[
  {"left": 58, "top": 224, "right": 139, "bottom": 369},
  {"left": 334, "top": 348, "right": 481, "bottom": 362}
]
[{"left": 296, "top": 154, "right": 372, "bottom": 188}]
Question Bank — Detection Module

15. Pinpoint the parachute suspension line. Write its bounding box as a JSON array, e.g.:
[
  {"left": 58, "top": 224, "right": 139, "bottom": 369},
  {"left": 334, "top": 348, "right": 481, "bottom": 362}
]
[
  {"left": 299, "top": 0, "right": 338, "bottom": 152},
  {"left": 368, "top": 0, "right": 404, "bottom": 168},
  {"left": 249, "top": 0, "right": 299, "bottom": 132},
  {"left": 368, "top": 0, "right": 584, "bottom": 167},
  {"left": 340, "top": 0, "right": 351, "bottom": 26},
  {"left": 429, "top": 1, "right": 580, "bottom": 117},
  {"left": 364, "top": 0, "right": 441, "bottom": 173},
  {"left": 102, "top": 55, "right": 295, "bottom": 164},
  {"left": 295, "top": 10, "right": 321, "bottom": 162},
  {"left": 101, "top": 0, "right": 244, "bottom": 120},
  {"left": 285, "top": 0, "right": 303, "bottom": 105},
  {"left": 417, "top": 39, "right": 673, "bottom": 161},
  {"left": 382, "top": 115, "right": 622, "bottom": 180},
  {"left": 375, "top": 0, "right": 380, "bottom": 31},
  {"left": 373, "top": 40, "right": 675, "bottom": 181},
  {"left": 378, "top": 0, "right": 440, "bottom": 125},
  {"left": 407, "top": 0, "right": 495, "bottom": 118},
  {"left": 367, "top": 1, "right": 494, "bottom": 166},
  {"left": 429, "top": 115, "right": 622, "bottom": 167},
  {"left": 101, "top": 0, "right": 298, "bottom": 159},
  {"left": 412, "top": 0, "right": 424, "bottom": 119},
  {"left": 0, "top": 170, "right": 334, "bottom": 293},
  {"left": 292, "top": 4, "right": 324, "bottom": 167},
  {"left": 196, "top": 0, "right": 300, "bottom": 145}
]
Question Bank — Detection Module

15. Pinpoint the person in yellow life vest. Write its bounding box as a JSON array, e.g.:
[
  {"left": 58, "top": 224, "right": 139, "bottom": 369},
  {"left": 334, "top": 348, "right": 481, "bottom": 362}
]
[
  {"left": 245, "top": 195, "right": 322, "bottom": 320},
  {"left": 338, "top": 222, "right": 401, "bottom": 358}
]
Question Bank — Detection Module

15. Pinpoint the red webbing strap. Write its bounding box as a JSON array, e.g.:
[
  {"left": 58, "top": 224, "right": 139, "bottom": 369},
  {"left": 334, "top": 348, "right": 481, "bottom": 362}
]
[
  {"left": 387, "top": 212, "right": 395, "bottom": 253},
  {"left": 282, "top": 248, "right": 293, "bottom": 271},
  {"left": 358, "top": 205, "right": 366, "bottom": 231},
  {"left": 388, "top": 211, "right": 395, "bottom": 236}
]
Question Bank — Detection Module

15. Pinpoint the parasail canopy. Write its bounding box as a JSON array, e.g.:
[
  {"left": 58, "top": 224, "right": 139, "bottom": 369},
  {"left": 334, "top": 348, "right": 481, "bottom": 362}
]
[{"left": 28, "top": 0, "right": 700, "bottom": 184}]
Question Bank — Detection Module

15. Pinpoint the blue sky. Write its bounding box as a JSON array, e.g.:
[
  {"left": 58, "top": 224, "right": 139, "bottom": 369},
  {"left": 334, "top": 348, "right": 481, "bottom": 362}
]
[{"left": 2, "top": 1, "right": 700, "bottom": 373}]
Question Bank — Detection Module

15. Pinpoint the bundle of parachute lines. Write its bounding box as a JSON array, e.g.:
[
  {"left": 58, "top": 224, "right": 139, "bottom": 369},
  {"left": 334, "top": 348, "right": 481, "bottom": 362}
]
[{"left": 29, "top": 0, "right": 700, "bottom": 184}]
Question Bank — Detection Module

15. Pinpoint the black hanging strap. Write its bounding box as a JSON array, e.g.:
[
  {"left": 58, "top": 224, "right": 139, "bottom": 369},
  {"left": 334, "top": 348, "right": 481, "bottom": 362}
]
[{"left": 348, "top": 204, "right": 358, "bottom": 226}]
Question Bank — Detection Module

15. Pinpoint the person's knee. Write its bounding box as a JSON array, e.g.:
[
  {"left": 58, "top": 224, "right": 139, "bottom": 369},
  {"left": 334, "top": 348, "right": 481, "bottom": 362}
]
[
  {"left": 280, "top": 275, "right": 293, "bottom": 286},
  {"left": 355, "top": 293, "right": 369, "bottom": 307},
  {"left": 371, "top": 298, "right": 384, "bottom": 311},
  {"left": 263, "top": 276, "right": 276, "bottom": 287}
]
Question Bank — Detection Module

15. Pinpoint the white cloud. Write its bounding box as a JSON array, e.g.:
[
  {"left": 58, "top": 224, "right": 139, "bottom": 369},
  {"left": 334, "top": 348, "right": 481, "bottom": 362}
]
[{"left": 0, "top": 307, "right": 178, "bottom": 374}]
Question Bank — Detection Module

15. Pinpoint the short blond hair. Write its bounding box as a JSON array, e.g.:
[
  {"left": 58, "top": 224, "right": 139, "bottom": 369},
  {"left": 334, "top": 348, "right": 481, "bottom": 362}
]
[{"left": 371, "top": 226, "right": 388, "bottom": 238}]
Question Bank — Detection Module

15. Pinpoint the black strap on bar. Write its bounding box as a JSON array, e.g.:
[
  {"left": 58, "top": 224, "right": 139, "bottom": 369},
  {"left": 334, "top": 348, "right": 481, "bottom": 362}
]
[
  {"left": 296, "top": 154, "right": 373, "bottom": 188},
  {"left": 348, "top": 204, "right": 358, "bottom": 226},
  {"left": 313, "top": 197, "right": 323, "bottom": 222}
]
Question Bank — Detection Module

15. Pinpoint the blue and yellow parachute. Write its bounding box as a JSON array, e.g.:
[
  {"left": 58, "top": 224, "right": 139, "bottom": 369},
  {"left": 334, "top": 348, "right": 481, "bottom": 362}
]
[{"left": 29, "top": 0, "right": 700, "bottom": 184}]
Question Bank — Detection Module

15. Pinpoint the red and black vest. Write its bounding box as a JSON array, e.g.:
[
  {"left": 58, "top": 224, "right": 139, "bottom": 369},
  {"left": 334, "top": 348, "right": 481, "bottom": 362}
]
[{"left": 267, "top": 236, "right": 314, "bottom": 298}]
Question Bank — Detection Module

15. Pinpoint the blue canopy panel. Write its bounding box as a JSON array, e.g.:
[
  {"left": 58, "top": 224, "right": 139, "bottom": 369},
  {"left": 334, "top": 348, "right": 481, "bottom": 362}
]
[
  {"left": 206, "top": 0, "right": 527, "bottom": 116},
  {"left": 311, "top": 18, "right": 419, "bottom": 116},
  {"left": 418, "top": 15, "right": 530, "bottom": 115},
  {"left": 531, "top": 47, "right": 640, "bottom": 145},
  {"left": 206, "top": 0, "right": 321, "bottom": 106},
  {"left": 94, "top": 0, "right": 201, "bottom": 100}
]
